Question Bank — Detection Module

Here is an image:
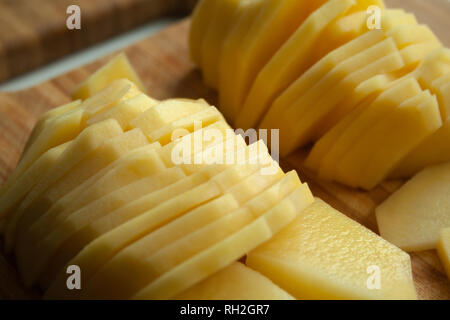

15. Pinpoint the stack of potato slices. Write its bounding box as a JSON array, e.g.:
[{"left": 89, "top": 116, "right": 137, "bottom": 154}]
[
  {"left": 0, "top": 55, "right": 314, "bottom": 299},
  {"left": 191, "top": 0, "right": 450, "bottom": 189},
  {"left": 0, "top": 53, "right": 419, "bottom": 299}
]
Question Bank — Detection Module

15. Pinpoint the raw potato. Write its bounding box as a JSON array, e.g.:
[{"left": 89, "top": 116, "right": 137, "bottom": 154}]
[
  {"left": 175, "top": 262, "right": 294, "bottom": 300},
  {"left": 218, "top": 0, "right": 327, "bottom": 121},
  {"left": 391, "top": 54, "right": 450, "bottom": 178},
  {"left": 318, "top": 77, "right": 422, "bottom": 183},
  {"left": 44, "top": 152, "right": 273, "bottom": 299},
  {"left": 87, "top": 93, "right": 158, "bottom": 129},
  {"left": 0, "top": 142, "right": 70, "bottom": 227},
  {"left": 376, "top": 162, "right": 450, "bottom": 252},
  {"left": 17, "top": 128, "right": 149, "bottom": 240},
  {"left": 237, "top": 0, "right": 355, "bottom": 129},
  {"left": 72, "top": 53, "right": 145, "bottom": 100},
  {"left": 40, "top": 137, "right": 248, "bottom": 290},
  {"left": 276, "top": 42, "right": 404, "bottom": 155},
  {"left": 357, "top": 93, "right": 441, "bottom": 189},
  {"left": 132, "top": 183, "right": 313, "bottom": 300},
  {"left": 80, "top": 167, "right": 288, "bottom": 299},
  {"left": 191, "top": 0, "right": 450, "bottom": 187},
  {"left": 200, "top": 0, "right": 241, "bottom": 89},
  {"left": 17, "top": 143, "right": 170, "bottom": 287},
  {"left": 437, "top": 228, "right": 450, "bottom": 280},
  {"left": 30, "top": 143, "right": 164, "bottom": 240},
  {"left": 21, "top": 100, "right": 81, "bottom": 157},
  {"left": 1, "top": 79, "right": 142, "bottom": 206},
  {"left": 247, "top": 198, "right": 417, "bottom": 300},
  {"left": 129, "top": 99, "right": 208, "bottom": 137},
  {"left": 39, "top": 168, "right": 186, "bottom": 290},
  {"left": 260, "top": 30, "right": 387, "bottom": 132},
  {"left": 189, "top": 0, "right": 218, "bottom": 65},
  {"left": 218, "top": 0, "right": 264, "bottom": 121},
  {"left": 4, "top": 119, "right": 124, "bottom": 252}
]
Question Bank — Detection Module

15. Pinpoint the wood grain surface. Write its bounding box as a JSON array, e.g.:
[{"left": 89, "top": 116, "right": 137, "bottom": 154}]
[
  {"left": 0, "top": 0, "right": 197, "bottom": 84},
  {"left": 0, "top": 0, "right": 449, "bottom": 299}
]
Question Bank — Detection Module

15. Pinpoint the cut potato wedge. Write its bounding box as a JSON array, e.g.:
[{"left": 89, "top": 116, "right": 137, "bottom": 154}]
[
  {"left": 376, "top": 162, "right": 450, "bottom": 252},
  {"left": 247, "top": 198, "right": 417, "bottom": 300},
  {"left": 72, "top": 53, "right": 145, "bottom": 100}
]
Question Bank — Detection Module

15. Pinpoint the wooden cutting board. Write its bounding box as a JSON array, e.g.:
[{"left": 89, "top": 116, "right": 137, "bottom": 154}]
[
  {"left": 0, "top": 0, "right": 197, "bottom": 83},
  {"left": 0, "top": 1, "right": 449, "bottom": 300}
]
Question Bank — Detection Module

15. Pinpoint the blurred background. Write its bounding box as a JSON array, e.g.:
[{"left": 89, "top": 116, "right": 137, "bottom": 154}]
[{"left": 0, "top": 0, "right": 198, "bottom": 91}]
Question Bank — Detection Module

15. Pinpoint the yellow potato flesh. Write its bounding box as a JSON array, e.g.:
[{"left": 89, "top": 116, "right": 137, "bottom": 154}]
[
  {"left": 72, "top": 53, "right": 145, "bottom": 100},
  {"left": 376, "top": 162, "right": 450, "bottom": 252},
  {"left": 247, "top": 198, "right": 417, "bottom": 300},
  {"left": 175, "top": 262, "right": 294, "bottom": 300}
]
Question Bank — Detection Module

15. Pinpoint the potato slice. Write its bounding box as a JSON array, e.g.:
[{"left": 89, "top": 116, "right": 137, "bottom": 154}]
[
  {"left": 132, "top": 183, "right": 313, "bottom": 300},
  {"left": 175, "top": 262, "right": 294, "bottom": 300},
  {"left": 31, "top": 143, "right": 163, "bottom": 237},
  {"left": 247, "top": 198, "right": 417, "bottom": 300},
  {"left": 312, "top": 9, "right": 415, "bottom": 60},
  {"left": 200, "top": 0, "right": 242, "bottom": 89},
  {"left": 260, "top": 30, "right": 386, "bottom": 131},
  {"left": 217, "top": 0, "right": 265, "bottom": 122},
  {"left": 218, "top": 0, "right": 326, "bottom": 121},
  {"left": 376, "top": 162, "right": 450, "bottom": 252},
  {"left": 16, "top": 143, "right": 168, "bottom": 286},
  {"left": 237, "top": 0, "right": 355, "bottom": 130},
  {"left": 319, "top": 77, "right": 421, "bottom": 181},
  {"left": 38, "top": 136, "right": 246, "bottom": 289},
  {"left": 80, "top": 164, "right": 286, "bottom": 299},
  {"left": 146, "top": 107, "right": 225, "bottom": 145},
  {"left": 4, "top": 119, "right": 123, "bottom": 252},
  {"left": 189, "top": 0, "right": 218, "bottom": 65},
  {"left": 130, "top": 99, "right": 209, "bottom": 137},
  {"left": 0, "top": 109, "right": 84, "bottom": 199},
  {"left": 44, "top": 141, "right": 270, "bottom": 298},
  {"left": 0, "top": 142, "right": 70, "bottom": 228},
  {"left": 87, "top": 93, "right": 157, "bottom": 129},
  {"left": 17, "top": 128, "right": 149, "bottom": 235},
  {"left": 39, "top": 168, "right": 186, "bottom": 290},
  {"left": 72, "top": 53, "right": 145, "bottom": 100},
  {"left": 21, "top": 100, "right": 81, "bottom": 157},
  {"left": 278, "top": 42, "right": 404, "bottom": 155},
  {"left": 358, "top": 93, "right": 441, "bottom": 189},
  {"left": 437, "top": 228, "right": 450, "bottom": 280},
  {"left": 304, "top": 75, "right": 391, "bottom": 171}
]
